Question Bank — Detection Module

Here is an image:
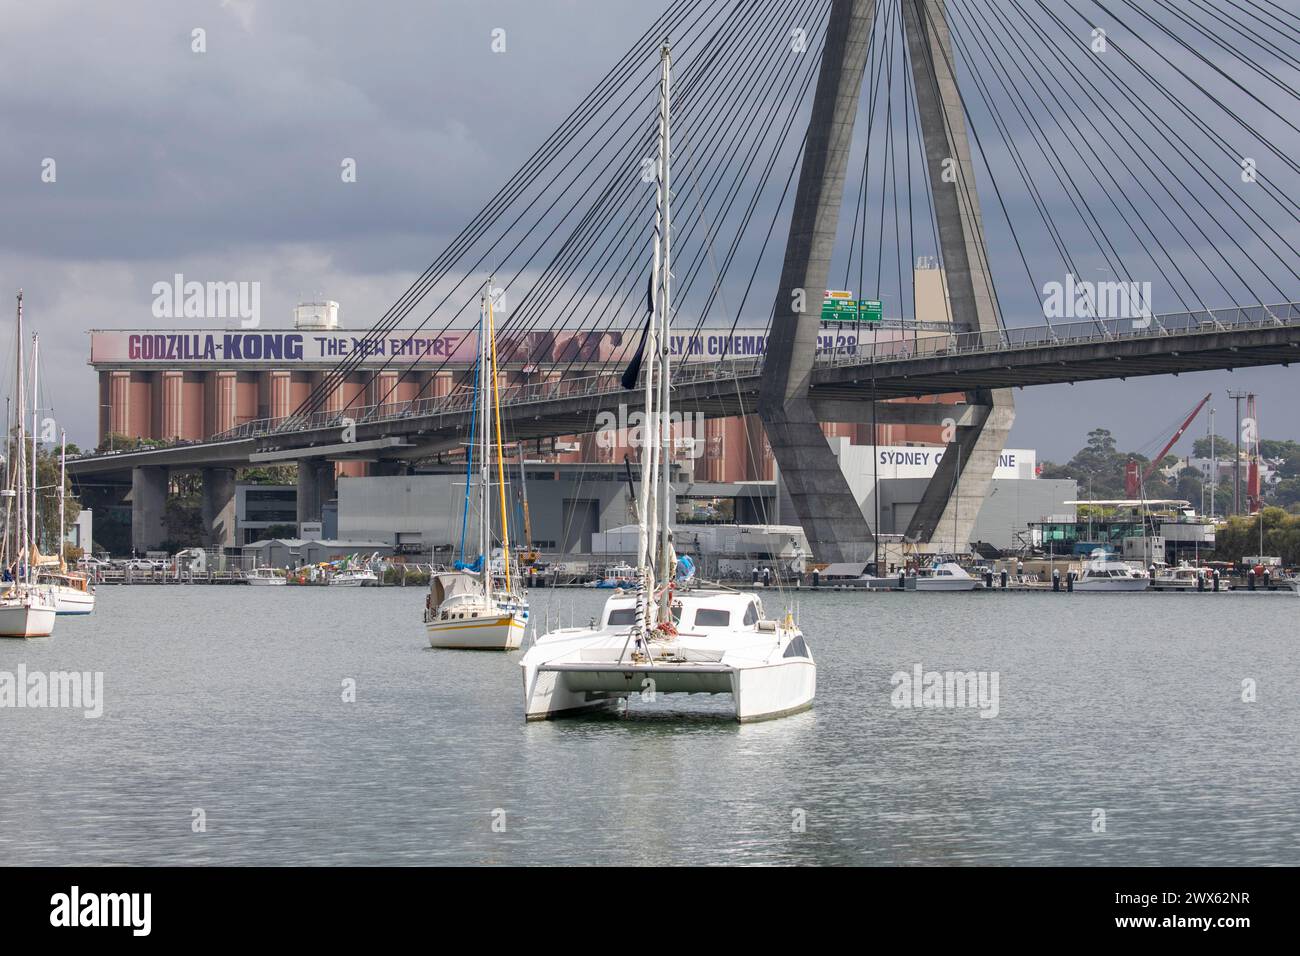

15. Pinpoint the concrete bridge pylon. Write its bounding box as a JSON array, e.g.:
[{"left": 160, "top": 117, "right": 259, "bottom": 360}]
[{"left": 759, "top": 0, "right": 1014, "bottom": 562}]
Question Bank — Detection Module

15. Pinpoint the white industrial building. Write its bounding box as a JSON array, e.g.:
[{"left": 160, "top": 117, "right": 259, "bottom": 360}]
[{"left": 327, "top": 441, "right": 1074, "bottom": 563}]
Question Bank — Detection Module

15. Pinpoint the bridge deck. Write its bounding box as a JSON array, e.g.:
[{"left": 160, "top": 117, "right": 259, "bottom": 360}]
[{"left": 67, "top": 304, "right": 1299, "bottom": 475}]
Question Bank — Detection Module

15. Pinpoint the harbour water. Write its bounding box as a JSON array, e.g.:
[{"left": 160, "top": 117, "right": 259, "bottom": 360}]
[{"left": 1, "top": 586, "right": 1296, "bottom": 866}]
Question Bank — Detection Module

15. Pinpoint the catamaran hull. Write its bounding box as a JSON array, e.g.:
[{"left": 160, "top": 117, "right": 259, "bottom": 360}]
[
  {"left": 427, "top": 614, "right": 525, "bottom": 650},
  {"left": 0, "top": 602, "right": 57, "bottom": 638},
  {"left": 523, "top": 659, "right": 816, "bottom": 723},
  {"left": 51, "top": 586, "right": 95, "bottom": 615}
]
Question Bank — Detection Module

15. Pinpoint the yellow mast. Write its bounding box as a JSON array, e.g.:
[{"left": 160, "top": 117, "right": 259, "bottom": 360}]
[{"left": 487, "top": 289, "right": 512, "bottom": 592}]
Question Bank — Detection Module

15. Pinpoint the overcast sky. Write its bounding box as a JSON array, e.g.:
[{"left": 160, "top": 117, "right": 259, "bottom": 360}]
[{"left": 0, "top": 0, "right": 1295, "bottom": 461}]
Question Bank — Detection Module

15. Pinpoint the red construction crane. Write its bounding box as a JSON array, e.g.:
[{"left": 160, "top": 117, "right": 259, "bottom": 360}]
[{"left": 1125, "top": 392, "right": 1213, "bottom": 498}]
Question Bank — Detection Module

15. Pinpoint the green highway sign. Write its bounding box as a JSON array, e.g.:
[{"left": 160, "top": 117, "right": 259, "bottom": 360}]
[
  {"left": 821, "top": 291, "right": 858, "bottom": 322},
  {"left": 821, "top": 300, "right": 858, "bottom": 321},
  {"left": 858, "top": 299, "right": 883, "bottom": 323}
]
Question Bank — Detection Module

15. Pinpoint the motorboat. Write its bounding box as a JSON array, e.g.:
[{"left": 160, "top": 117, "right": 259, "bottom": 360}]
[
  {"left": 590, "top": 562, "right": 636, "bottom": 588},
  {"left": 424, "top": 280, "right": 527, "bottom": 649},
  {"left": 1074, "top": 550, "right": 1150, "bottom": 592},
  {"left": 914, "top": 560, "right": 979, "bottom": 592},
  {"left": 330, "top": 568, "right": 378, "bottom": 587},
  {"left": 520, "top": 47, "right": 814, "bottom": 722},
  {"left": 247, "top": 567, "right": 287, "bottom": 586},
  {"left": 1151, "top": 561, "right": 1210, "bottom": 592}
]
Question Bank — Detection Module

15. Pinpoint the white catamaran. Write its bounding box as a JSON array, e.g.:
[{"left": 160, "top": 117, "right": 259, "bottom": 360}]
[
  {"left": 424, "top": 281, "right": 528, "bottom": 650},
  {"left": 520, "top": 45, "right": 815, "bottom": 722},
  {"left": 2, "top": 292, "right": 57, "bottom": 638}
]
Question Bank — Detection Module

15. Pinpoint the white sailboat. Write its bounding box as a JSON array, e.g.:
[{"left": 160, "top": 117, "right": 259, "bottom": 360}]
[
  {"left": 1, "top": 292, "right": 57, "bottom": 638},
  {"left": 424, "top": 280, "right": 527, "bottom": 650},
  {"left": 38, "top": 430, "right": 96, "bottom": 614},
  {"left": 520, "top": 45, "right": 815, "bottom": 722}
]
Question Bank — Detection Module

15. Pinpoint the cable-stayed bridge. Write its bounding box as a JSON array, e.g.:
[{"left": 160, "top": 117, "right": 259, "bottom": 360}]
[{"left": 70, "top": 0, "right": 1300, "bottom": 558}]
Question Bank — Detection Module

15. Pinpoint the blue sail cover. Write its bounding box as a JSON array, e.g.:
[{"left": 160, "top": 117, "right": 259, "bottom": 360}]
[{"left": 454, "top": 556, "right": 484, "bottom": 573}]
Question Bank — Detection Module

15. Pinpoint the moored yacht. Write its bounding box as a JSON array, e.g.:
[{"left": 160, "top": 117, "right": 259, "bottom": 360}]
[
  {"left": 425, "top": 571, "right": 526, "bottom": 650},
  {"left": 247, "top": 567, "right": 287, "bottom": 586},
  {"left": 1, "top": 292, "right": 57, "bottom": 638},
  {"left": 521, "top": 588, "right": 814, "bottom": 722},
  {"left": 520, "top": 45, "right": 814, "bottom": 722},
  {"left": 0, "top": 584, "right": 58, "bottom": 638},
  {"left": 914, "top": 559, "right": 979, "bottom": 592},
  {"left": 1151, "top": 562, "right": 1210, "bottom": 592},
  {"left": 1074, "top": 550, "right": 1150, "bottom": 592},
  {"left": 424, "top": 280, "right": 527, "bottom": 650},
  {"left": 40, "top": 571, "right": 96, "bottom": 613},
  {"left": 330, "top": 567, "right": 377, "bottom": 587}
]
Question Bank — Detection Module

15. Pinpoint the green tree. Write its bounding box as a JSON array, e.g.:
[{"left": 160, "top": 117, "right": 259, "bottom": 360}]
[
  {"left": 1192, "top": 434, "right": 1235, "bottom": 459},
  {"left": 3, "top": 436, "right": 82, "bottom": 554},
  {"left": 1212, "top": 507, "right": 1300, "bottom": 565},
  {"left": 238, "top": 464, "right": 298, "bottom": 485}
]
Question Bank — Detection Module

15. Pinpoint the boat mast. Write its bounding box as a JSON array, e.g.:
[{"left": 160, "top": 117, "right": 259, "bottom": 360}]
[
  {"left": 487, "top": 280, "right": 512, "bottom": 595},
  {"left": 15, "top": 292, "right": 28, "bottom": 585},
  {"left": 31, "top": 332, "right": 40, "bottom": 564},
  {"left": 517, "top": 443, "right": 533, "bottom": 561},
  {"left": 478, "top": 284, "right": 491, "bottom": 596},
  {"left": 59, "top": 429, "right": 66, "bottom": 571},
  {"left": 657, "top": 40, "right": 674, "bottom": 603},
  {"left": 635, "top": 44, "right": 671, "bottom": 631}
]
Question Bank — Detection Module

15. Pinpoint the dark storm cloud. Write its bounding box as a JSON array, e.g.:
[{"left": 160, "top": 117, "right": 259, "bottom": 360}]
[{"left": 0, "top": 0, "right": 1295, "bottom": 458}]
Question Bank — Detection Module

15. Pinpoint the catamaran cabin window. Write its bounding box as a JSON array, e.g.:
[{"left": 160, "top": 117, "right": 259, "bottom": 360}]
[
  {"left": 607, "top": 608, "right": 638, "bottom": 626},
  {"left": 742, "top": 602, "right": 759, "bottom": 626},
  {"left": 694, "top": 608, "right": 731, "bottom": 627}
]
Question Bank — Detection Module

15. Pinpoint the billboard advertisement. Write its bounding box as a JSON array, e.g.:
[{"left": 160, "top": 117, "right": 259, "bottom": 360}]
[{"left": 89, "top": 328, "right": 862, "bottom": 367}]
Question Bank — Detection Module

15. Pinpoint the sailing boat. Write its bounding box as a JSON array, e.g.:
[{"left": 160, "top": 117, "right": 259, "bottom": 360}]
[
  {"left": 520, "top": 44, "right": 815, "bottom": 722},
  {"left": 37, "top": 429, "right": 96, "bottom": 614},
  {"left": 1, "top": 292, "right": 58, "bottom": 638},
  {"left": 423, "top": 280, "right": 528, "bottom": 650}
]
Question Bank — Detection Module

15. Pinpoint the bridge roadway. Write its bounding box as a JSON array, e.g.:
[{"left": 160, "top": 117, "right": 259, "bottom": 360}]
[{"left": 67, "top": 303, "right": 1300, "bottom": 478}]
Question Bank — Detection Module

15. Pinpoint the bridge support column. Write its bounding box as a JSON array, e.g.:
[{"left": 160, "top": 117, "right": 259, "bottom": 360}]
[
  {"left": 201, "top": 467, "right": 238, "bottom": 550},
  {"left": 758, "top": 0, "right": 879, "bottom": 563},
  {"left": 131, "top": 466, "right": 168, "bottom": 554},
  {"left": 900, "top": 0, "right": 1014, "bottom": 551},
  {"left": 296, "top": 460, "right": 336, "bottom": 525}
]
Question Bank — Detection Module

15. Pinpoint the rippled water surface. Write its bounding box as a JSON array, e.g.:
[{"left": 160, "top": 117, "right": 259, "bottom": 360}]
[{"left": 1, "top": 584, "right": 1296, "bottom": 865}]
